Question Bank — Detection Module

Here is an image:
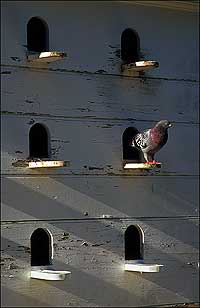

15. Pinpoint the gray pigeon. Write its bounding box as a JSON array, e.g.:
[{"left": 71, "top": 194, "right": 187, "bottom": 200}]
[{"left": 131, "top": 120, "right": 172, "bottom": 163}]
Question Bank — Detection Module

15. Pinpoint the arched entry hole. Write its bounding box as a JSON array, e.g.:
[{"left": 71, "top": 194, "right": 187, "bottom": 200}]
[
  {"left": 123, "top": 127, "right": 142, "bottom": 161},
  {"left": 31, "top": 228, "right": 53, "bottom": 266},
  {"left": 121, "top": 28, "right": 140, "bottom": 64},
  {"left": 27, "top": 17, "right": 49, "bottom": 52},
  {"left": 29, "top": 123, "right": 50, "bottom": 159},
  {"left": 125, "top": 225, "right": 144, "bottom": 261}
]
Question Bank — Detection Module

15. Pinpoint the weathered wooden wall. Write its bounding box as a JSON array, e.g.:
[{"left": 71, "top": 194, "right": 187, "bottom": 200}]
[{"left": 1, "top": 1, "right": 199, "bottom": 307}]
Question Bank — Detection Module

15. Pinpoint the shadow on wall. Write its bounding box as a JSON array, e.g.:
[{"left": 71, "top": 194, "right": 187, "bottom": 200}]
[
  {"left": 1, "top": 236, "right": 198, "bottom": 306},
  {"left": 2, "top": 177, "right": 199, "bottom": 251},
  {"left": 1, "top": 286, "right": 51, "bottom": 307}
]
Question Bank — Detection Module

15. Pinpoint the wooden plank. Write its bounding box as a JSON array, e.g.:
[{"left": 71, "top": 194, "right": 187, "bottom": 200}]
[
  {"left": 1, "top": 1, "right": 198, "bottom": 80},
  {"left": 1, "top": 175, "right": 198, "bottom": 220},
  {"left": 1, "top": 67, "right": 198, "bottom": 123},
  {"left": 1, "top": 220, "right": 199, "bottom": 307},
  {"left": 1, "top": 115, "right": 199, "bottom": 175},
  {"left": 1, "top": 2, "right": 199, "bottom": 307}
]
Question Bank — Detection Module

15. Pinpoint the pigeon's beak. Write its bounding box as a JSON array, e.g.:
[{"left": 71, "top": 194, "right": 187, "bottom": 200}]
[{"left": 168, "top": 123, "right": 172, "bottom": 127}]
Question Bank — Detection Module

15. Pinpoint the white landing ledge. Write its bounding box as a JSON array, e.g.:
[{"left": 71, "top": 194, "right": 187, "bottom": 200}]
[
  {"left": 121, "top": 60, "right": 159, "bottom": 72},
  {"left": 28, "top": 160, "right": 66, "bottom": 168},
  {"left": 30, "top": 268, "right": 71, "bottom": 281},
  {"left": 12, "top": 159, "right": 70, "bottom": 168},
  {"left": 124, "top": 260, "right": 163, "bottom": 273},
  {"left": 27, "top": 51, "right": 67, "bottom": 63},
  {"left": 123, "top": 162, "right": 161, "bottom": 169}
]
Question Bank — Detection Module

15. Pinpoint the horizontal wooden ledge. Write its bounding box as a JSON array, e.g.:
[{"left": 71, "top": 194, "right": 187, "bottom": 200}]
[
  {"left": 2, "top": 172, "right": 198, "bottom": 177},
  {"left": 12, "top": 159, "right": 70, "bottom": 168},
  {"left": 1, "top": 215, "right": 198, "bottom": 225},
  {"left": 1, "top": 64, "right": 199, "bottom": 83},
  {"left": 3, "top": 174, "right": 198, "bottom": 178},
  {"left": 123, "top": 162, "right": 162, "bottom": 169},
  {"left": 1, "top": 111, "right": 199, "bottom": 125},
  {"left": 27, "top": 51, "right": 67, "bottom": 63},
  {"left": 146, "top": 302, "right": 199, "bottom": 308},
  {"left": 129, "top": 1, "right": 199, "bottom": 13}
]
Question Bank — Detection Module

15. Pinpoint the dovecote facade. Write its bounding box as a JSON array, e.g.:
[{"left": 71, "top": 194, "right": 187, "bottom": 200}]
[{"left": 1, "top": 1, "right": 199, "bottom": 307}]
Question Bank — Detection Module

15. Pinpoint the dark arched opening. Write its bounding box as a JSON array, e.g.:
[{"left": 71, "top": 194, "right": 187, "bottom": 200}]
[
  {"left": 29, "top": 123, "right": 50, "bottom": 159},
  {"left": 121, "top": 28, "right": 140, "bottom": 63},
  {"left": 31, "top": 228, "right": 52, "bottom": 266},
  {"left": 123, "top": 127, "right": 142, "bottom": 161},
  {"left": 125, "top": 225, "right": 143, "bottom": 260},
  {"left": 27, "top": 17, "right": 49, "bottom": 52}
]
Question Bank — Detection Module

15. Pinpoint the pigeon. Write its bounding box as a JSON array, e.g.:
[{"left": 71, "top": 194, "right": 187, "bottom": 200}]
[{"left": 131, "top": 120, "right": 172, "bottom": 163}]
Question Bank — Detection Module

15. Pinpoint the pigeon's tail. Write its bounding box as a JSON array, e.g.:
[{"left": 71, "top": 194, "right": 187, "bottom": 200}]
[{"left": 131, "top": 136, "right": 138, "bottom": 148}]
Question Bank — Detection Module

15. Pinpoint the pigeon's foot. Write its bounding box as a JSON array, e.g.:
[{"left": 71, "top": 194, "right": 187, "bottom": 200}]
[
  {"left": 145, "top": 161, "right": 154, "bottom": 164},
  {"left": 145, "top": 160, "right": 160, "bottom": 165}
]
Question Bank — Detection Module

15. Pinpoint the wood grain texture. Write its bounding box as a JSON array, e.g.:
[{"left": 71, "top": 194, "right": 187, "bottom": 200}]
[
  {"left": 1, "top": 1, "right": 199, "bottom": 80},
  {"left": 1, "top": 114, "right": 199, "bottom": 175},
  {"left": 1, "top": 219, "right": 199, "bottom": 307},
  {"left": 1, "top": 176, "right": 199, "bottom": 220},
  {"left": 1, "top": 1, "right": 199, "bottom": 307},
  {"left": 1, "top": 67, "right": 199, "bottom": 122}
]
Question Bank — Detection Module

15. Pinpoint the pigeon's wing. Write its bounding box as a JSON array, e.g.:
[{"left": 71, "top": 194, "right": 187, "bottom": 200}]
[{"left": 134, "top": 129, "right": 151, "bottom": 149}]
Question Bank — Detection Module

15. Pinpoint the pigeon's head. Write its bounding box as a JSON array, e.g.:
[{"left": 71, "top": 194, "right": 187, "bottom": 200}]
[{"left": 155, "top": 120, "right": 172, "bottom": 130}]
